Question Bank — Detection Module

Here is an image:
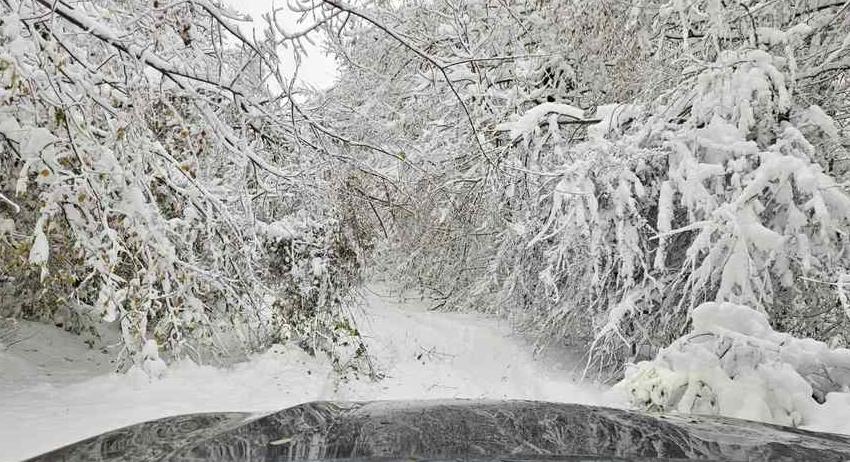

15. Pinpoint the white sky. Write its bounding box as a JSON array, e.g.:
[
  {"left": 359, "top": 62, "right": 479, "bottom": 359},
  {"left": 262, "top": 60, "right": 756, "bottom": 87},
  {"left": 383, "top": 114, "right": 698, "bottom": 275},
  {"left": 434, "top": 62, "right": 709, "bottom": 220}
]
[{"left": 223, "top": 0, "right": 340, "bottom": 90}]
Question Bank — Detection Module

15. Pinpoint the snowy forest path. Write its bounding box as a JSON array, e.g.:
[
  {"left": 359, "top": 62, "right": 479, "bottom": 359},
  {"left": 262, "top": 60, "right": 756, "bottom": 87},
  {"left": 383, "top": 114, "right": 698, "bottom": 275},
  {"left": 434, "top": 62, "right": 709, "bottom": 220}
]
[
  {"left": 331, "top": 284, "right": 610, "bottom": 402},
  {"left": 0, "top": 284, "right": 611, "bottom": 461}
]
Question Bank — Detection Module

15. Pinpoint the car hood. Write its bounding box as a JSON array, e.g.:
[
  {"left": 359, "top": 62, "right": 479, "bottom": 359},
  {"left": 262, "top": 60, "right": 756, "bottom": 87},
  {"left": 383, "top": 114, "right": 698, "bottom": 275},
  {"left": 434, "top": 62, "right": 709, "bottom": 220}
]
[{"left": 26, "top": 400, "right": 850, "bottom": 461}]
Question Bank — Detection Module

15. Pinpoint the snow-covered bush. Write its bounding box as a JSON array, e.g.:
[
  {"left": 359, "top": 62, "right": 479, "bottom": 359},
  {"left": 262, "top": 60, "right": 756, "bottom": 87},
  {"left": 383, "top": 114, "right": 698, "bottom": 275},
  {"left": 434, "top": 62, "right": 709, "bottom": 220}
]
[
  {"left": 617, "top": 302, "right": 850, "bottom": 427},
  {"left": 257, "top": 210, "right": 368, "bottom": 358}
]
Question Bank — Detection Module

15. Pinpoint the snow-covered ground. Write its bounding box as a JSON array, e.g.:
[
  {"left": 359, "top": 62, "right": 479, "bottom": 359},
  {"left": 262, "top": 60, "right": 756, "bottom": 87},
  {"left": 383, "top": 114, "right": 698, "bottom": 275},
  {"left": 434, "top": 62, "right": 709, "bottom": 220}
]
[{"left": 0, "top": 286, "right": 613, "bottom": 461}]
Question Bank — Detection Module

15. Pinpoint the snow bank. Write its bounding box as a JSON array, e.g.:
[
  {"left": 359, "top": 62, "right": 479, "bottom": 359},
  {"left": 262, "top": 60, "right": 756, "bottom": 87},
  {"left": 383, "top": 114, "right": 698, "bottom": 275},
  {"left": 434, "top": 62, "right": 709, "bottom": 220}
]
[
  {"left": 0, "top": 344, "right": 335, "bottom": 462},
  {"left": 617, "top": 302, "right": 850, "bottom": 432}
]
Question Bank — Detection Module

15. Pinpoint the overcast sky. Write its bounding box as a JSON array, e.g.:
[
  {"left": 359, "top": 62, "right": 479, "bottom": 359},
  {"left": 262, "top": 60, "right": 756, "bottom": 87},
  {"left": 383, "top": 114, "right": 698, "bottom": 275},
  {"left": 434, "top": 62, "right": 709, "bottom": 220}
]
[{"left": 224, "top": 0, "right": 339, "bottom": 90}]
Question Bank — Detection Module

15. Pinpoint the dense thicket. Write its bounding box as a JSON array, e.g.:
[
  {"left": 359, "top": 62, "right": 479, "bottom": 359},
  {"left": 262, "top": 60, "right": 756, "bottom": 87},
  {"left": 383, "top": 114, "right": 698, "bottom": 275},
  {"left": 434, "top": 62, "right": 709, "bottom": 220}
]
[
  {"left": 0, "top": 0, "right": 372, "bottom": 370},
  {"left": 312, "top": 0, "right": 850, "bottom": 378}
]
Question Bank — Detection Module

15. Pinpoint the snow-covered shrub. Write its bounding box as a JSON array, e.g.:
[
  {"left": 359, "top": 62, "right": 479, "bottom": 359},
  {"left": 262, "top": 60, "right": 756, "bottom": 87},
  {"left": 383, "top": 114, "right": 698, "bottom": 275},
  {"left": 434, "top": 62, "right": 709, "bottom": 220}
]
[
  {"left": 257, "top": 210, "right": 368, "bottom": 362},
  {"left": 617, "top": 302, "right": 850, "bottom": 427}
]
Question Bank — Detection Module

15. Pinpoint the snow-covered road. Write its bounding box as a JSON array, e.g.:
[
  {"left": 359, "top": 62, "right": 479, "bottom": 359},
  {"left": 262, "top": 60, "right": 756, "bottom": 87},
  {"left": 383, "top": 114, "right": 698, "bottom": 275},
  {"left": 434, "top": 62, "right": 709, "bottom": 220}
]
[
  {"left": 0, "top": 286, "right": 612, "bottom": 461},
  {"left": 334, "top": 286, "right": 610, "bottom": 403}
]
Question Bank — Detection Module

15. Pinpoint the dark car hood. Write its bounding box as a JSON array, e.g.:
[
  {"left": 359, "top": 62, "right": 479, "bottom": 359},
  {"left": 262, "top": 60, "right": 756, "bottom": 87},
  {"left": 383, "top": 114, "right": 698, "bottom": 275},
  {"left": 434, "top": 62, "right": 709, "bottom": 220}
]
[{"left": 26, "top": 400, "right": 850, "bottom": 461}]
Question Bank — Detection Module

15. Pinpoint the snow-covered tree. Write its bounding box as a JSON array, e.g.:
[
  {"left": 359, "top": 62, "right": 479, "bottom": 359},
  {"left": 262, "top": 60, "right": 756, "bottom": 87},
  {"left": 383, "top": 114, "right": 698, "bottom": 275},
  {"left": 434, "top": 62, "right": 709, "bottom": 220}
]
[
  {"left": 0, "top": 0, "right": 370, "bottom": 370},
  {"left": 309, "top": 0, "right": 850, "bottom": 380}
]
